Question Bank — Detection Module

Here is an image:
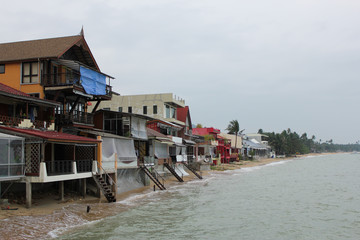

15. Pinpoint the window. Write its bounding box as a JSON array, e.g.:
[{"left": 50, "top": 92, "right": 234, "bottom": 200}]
[
  {"left": 103, "top": 107, "right": 110, "bottom": 111},
  {"left": 171, "top": 107, "right": 176, "bottom": 118},
  {"left": 143, "top": 106, "right": 147, "bottom": 115},
  {"left": 128, "top": 106, "right": 132, "bottom": 113},
  {"left": 153, "top": 105, "right": 157, "bottom": 114},
  {"left": 0, "top": 64, "right": 5, "bottom": 74},
  {"left": 165, "top": 105, "right": 170, "bottom": 118},
  {"left": 29, "top": 93, "right": 40, "bottom": 98},
  {"left": 118, "top": 107, "right": 123, "bottom": 112},
  {"left": 22, "top": 62, "right": 39, "bottom": 83}
]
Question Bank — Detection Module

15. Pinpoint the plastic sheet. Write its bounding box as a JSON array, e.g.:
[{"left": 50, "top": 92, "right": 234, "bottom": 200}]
[{"left": 80, "top": 66, "right": 106, "bottom": 95}]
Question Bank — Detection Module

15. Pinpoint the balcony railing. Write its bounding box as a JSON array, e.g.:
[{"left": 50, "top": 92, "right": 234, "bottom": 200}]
[
  {"left": 46, "top": 160, "right": 73, "bottom": 176},
  {"left": 43, "top": 72, "right": 81, "bottom": 87},
  {"left": 43, "top": 72, "right": 112, "bottom": 97},
  {"left": 0, "top": 115, "right": 23, "bottom": 126},
  {"left": 56, "top": 110, "right": 94, "bottom": 125},
  {"left": 45, "top": 160, "right": 93, "bottom": 176}
]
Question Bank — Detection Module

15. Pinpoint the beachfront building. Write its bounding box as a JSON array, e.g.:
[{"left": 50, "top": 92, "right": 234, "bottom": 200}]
[
  {"left": 90, "top": 110, "right": 152, "bottom": 193},
  {"left": 193, "top": 127, "right": 231, "bottom": 164},
  {"left": 0, "top": 31, "right": 113, "bottom": 131},
  {"left": 242, "top": 134, "right": 271, "bottom": 159},
  {"left": 0, "top": 82, "right": 104, "bottom": 207},
  {"left": 88, "top": 93, "right": 185, "bottom": 127},
  {"left": 0, "top": 31, "right": 117, "bottom": 206},
  {"left": 176, "top": 106, "right": 197, "bottom": 163},
  {"left": 218, "top": 133, "right": 243, "bottom": 161},
  {"left": 89, "top": 93, "right": 203, "bottom": 181},
  {"left": 0, "top": 83, "right": 58, "bottom": 201}
]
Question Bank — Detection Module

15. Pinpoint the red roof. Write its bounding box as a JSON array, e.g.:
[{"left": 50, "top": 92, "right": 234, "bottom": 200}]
[
  {"left": 0, "top": 83, "right": 59, "bottom": 106},
  {"left": 192, "top": 127, "right": 221, "bottom": 136},
  {"left": 176, "top": 106, "right": 193, "bottom": 129},
  {"left": 0, "top": 82, "right": 33, "bottom": 98},
  {"left": 0, "top": 126, "right": 100, "bottom": 143}
]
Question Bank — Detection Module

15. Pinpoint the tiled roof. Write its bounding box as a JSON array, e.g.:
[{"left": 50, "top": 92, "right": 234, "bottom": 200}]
[
  {"left": 146, "top": 127, "right": 169, "bottom": 138},
  {"left": 0, "top": 82, "right": 33, "bottom": 98},
  {"left": 0, "top": 126, "right": 100, "bottom": 143},
  {"left": 0, "top": 35, "right": 82, "bottom": 62},
  {"left": 192, "top": 127, "right": 220, "bottom": 136},
  {"left": 0, "top": 82, "right": 60, "bottom": 106}
]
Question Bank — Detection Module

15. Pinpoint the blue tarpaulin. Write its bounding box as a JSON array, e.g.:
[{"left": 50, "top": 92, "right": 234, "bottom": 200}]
[{"left": 80, "top": 66, "right": 106, "bottom": 95}]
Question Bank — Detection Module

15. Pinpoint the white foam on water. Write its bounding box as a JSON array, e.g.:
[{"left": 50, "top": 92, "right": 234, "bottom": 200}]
[
  {"left": 47, "top": 218, "right": 103, "bottom": 239},
  {"left": 116, "top": 188, "right": 163, "bottom": 206},
  {"left": 231, "top": 159, "right": 293, "bottom": 175}
]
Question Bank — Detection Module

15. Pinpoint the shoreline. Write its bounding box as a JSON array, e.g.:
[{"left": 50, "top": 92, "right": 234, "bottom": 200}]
[{"left": 0, "top": 152, "right": 339, "bottom": 221}]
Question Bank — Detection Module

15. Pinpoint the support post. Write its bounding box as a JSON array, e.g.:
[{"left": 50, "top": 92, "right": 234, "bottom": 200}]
[
  {"left": 26, "top": 181, "right": 32, "bottom": 208},
  {"left": 82, "top": 179, "right": 86, "bottom": 198},
  {"left": 97, "top": 136, "right": 102, "bottom": 171},
  {"left": 59, "top": 181, "right": 64, "bottom": 202}
]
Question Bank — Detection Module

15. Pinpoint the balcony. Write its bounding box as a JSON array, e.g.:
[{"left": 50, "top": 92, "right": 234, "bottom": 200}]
[
  {"left": 56, "top": 110, "right": 94, "bottom": 126},
  {"left": 0, "top": 115, "right": 54, "bottom": 130},
  {"left": 43, "top": 72, "right": 112, "bottom": 98},
  {"left": 45, "top": 159, "right": 93, "bottom": 176}
]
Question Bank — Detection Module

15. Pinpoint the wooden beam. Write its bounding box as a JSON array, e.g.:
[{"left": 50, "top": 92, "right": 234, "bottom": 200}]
[
  {"left": 69, "top": 96, "right": 80, "bottom": 115},
  {"left": 91, "top": 100, "right": 101, "bottom": 113}
]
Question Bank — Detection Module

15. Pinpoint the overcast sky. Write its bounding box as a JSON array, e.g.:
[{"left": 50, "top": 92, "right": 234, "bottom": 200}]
[{"left": 2, "top": 0, "right": 360, "bottom": 143}]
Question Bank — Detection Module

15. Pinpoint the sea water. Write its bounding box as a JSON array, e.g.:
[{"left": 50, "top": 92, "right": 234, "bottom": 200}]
[{"left": 1, "top": 153, "right": 360, "bottom": 240}]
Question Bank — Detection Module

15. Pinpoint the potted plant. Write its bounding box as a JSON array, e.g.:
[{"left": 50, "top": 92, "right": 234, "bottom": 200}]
[{"left": 49, "top": 115, "right": 55, "bottom": 123}]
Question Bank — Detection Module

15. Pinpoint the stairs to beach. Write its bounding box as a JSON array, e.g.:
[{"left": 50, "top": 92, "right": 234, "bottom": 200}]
[
  {"left": 163, "top": 163, "right": 184, "bottom": 182},
  {"left": 92, "top": 174, "right": 116, "bottom": 203},
  {"left": 182, "top": 162, "right": 203, "bottom": 179},
  {"left": 140, "top": 165, "right": 166, "bottom": 190}
]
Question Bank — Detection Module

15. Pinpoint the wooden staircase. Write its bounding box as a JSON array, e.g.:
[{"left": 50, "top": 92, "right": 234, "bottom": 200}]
[
  {"left": 140, "top": 165, "right": 166, "bottom": 190},
  {"left": 163, "top": 163, "right": 184, "bottom": 182},
  {"left": 92, "top": 174, "right": 116, "bottom": 203},
  {"left": 182, "top": 162, "right": 203, "bottom": 179}
]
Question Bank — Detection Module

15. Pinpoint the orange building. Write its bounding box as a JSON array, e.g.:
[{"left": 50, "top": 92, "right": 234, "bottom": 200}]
[{"left": 0, "top": 32, "right": 114, "bottom": 129}]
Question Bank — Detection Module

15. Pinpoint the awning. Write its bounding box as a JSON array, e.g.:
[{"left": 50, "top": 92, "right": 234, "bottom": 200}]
[
  {"left": 102, "top": 137, "right": 137, "bottom": 163},
  {"left": 183, "top": 139, "right": 196, "bottom": 145},
  {"left": 154, "top": 141, "right": 169, "bottom": 159},
  {"left": 0, "top": 132, "right": 24, "bottom": 140},
  {"left": 156, "top": 139, "right": 174, "bottom": 145},
  {"left": 131, "top": 117, "right": 148, "bottom": 140},
  {"left": 0, "top": 126, "right": 100, "bottom": 144}
]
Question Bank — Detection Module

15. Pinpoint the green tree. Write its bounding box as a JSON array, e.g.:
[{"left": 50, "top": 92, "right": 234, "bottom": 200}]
[{"left": 226, "top": 120, "right": 240, "bottom": 151}]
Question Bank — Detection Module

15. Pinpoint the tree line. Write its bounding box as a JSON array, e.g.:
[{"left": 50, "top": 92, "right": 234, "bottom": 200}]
[{"left": 259, "top": 128, "right": 360, "bottom": 156}]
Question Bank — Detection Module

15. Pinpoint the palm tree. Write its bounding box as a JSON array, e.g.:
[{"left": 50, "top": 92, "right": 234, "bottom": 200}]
[{"left": 226, "top": 120, "right": 242, "bottom": 152}]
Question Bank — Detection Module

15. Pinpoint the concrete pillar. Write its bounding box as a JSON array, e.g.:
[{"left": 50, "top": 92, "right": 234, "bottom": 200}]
[
  {"left": 81, "top": 179, "right": 86, "bottom": 198},
  {"left": 59, "top": 181, "right": 64, "bottom": 202},
  {"left": 26, "top": 181, "right": 32, "bottom": 208}
]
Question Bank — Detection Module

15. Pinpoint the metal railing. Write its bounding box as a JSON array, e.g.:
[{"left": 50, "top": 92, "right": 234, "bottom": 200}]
[
  {"left": 143, "top": 158, "right": 165, "bottom": 187},
  {"left": 97, "top": 162, "right": 116, "bottom": 187}
]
